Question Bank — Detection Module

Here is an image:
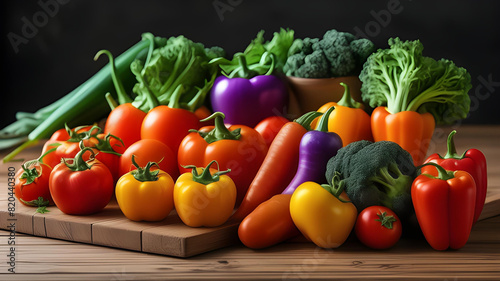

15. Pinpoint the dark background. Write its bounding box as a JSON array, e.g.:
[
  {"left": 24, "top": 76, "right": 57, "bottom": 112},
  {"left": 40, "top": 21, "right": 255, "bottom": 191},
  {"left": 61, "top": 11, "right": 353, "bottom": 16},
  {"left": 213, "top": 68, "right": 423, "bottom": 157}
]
[{"left": 1, "top": 0, "right": 499, "bottom": 130}]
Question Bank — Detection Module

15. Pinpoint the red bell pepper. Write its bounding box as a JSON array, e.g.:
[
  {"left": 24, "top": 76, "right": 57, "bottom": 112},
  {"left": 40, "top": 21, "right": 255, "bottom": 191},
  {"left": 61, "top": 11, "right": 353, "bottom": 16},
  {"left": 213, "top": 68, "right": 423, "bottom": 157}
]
[
  {"left": 423, "top": 130, "right": 487, "bottom": 224},
  {"left": 412, "top": 162, "right": 476, "bottom": 251}
]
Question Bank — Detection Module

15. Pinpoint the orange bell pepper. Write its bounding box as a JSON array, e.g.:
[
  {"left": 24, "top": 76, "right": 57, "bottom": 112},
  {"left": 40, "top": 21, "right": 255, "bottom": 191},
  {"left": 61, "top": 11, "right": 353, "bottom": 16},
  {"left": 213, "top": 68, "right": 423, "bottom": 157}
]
[
  {"left": 312, "top": 83, "right": 372, "bottom": 147},
  {"left": 371, "top": 106, "right": 435, "bottom": 166},
  {"left": 178, "top": 112, "right": 268, "bottom": 205}
]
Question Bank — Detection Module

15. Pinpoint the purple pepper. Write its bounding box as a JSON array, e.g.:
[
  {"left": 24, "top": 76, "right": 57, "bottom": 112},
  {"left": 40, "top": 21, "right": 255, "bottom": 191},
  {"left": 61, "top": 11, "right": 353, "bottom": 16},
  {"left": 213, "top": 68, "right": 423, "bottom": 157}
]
[
  {"left": 282, "top": 107, "right": 343, "bottom": 194},
  {"left": 210, "top": 55, "right": 288, "bottom": 127}
]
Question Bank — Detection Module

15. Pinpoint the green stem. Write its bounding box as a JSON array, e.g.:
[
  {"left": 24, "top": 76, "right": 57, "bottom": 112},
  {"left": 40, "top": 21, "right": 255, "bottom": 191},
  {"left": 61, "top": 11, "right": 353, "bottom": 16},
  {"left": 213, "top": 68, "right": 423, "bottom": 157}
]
[
  {"left": 130, "top": 155, "right": 159, "bottom": 182},
  {"left": 64, "top": 147, "right": 95, "bottom": 172},
  {"left": 443, "top": 130, "right": 465, "bottom": 159},
  {"left": 323, "top": 172, "right": 351, "bottom": 203},
  {"left": 105, "top": 92, "right": 119, "bottom": 110},
  {"left": 235, "top": 54, "right": 258, "bottom": 79},
  {"left": 194, "top": 112, "right": 241, "bottom": 144},
  {"left": 337, "top": 82, "right": 361, "bottom": 108},
  {"left": 417, "top": 162, "right": 454, "bottom": 181},
  {"left": 182, "top": 160, "right": 231, "bottom": 185},
  {"left": 94, "top": 49, "right": 132, "bottom": 105},
  {"left": 167, "top": 84, "right": 185, "bottom": 109},
  {"left": 316, "top": 106, "right": 335, "bottom": 132},
  {"left": 294, "top": 111, "right": 323, "bottom": 131}
]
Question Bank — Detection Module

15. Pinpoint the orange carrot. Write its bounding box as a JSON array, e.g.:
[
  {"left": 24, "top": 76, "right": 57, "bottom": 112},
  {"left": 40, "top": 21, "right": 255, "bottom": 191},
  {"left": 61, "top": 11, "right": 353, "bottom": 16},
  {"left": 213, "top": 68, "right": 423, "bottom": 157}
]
[{"left": 230, "top": 111, "right": 321, "bottom": 221}]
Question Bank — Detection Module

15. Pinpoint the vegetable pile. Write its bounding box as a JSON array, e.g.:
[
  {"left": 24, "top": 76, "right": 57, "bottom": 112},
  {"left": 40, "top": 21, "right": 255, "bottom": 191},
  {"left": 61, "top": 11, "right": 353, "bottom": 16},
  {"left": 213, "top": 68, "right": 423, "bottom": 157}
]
[{"left": 5, "top": 27, "right": 486, "bottom": 253}]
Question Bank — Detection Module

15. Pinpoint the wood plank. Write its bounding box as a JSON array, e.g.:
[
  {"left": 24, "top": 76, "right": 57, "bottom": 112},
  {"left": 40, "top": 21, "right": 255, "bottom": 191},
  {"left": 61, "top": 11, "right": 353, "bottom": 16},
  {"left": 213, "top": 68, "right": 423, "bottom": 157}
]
[
  {"left": 142, "top": 220, "right": 239, "bottom": 257},
  {"left": 92, "top": 211, "right": 180, "bottom": 252}
]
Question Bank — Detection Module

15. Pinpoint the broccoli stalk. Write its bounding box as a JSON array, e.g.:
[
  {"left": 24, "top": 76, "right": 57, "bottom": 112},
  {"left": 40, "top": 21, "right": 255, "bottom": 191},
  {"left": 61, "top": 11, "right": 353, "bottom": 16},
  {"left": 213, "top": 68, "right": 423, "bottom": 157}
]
[{"left": 369, "top": 162, "right": 414, "bottom": 210}]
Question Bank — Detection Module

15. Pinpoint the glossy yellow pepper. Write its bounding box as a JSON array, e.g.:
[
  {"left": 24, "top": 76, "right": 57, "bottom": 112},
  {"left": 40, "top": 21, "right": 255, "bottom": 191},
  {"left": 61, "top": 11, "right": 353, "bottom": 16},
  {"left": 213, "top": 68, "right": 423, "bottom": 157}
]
[
  {"left": 115, "top": 155, "right": 174, "bottom": 222},
  {"left": 174, "top": 160, "right": 236, "bottom": 227},
  {"left": 290, "top": 178, "right": 357, "bottom": 248}
]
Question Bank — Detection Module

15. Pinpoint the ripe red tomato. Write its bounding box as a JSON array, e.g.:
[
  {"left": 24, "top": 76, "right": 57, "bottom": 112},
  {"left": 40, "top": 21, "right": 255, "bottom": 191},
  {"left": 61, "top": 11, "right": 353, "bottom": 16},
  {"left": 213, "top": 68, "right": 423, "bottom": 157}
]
[
  {"left": 355, "top": 206, "right": 402, "bottom": 250},
  {"left": 14, "top": 161, "right": 54, "bottom": 206},
  {"left": 119, "top": 139, "right": 179, "bottom": 180},
  {"left": 104, "top": 103, "right": 146, "bottom": 153},
  {"left": 49, "top": 148, "right": 114, "bottom": 215},
  {"left": 254, "top": 116, "right": 289, "bottom": 147},
  {"left": 140, "top": 105, "right": 200, "bottom": 154}
]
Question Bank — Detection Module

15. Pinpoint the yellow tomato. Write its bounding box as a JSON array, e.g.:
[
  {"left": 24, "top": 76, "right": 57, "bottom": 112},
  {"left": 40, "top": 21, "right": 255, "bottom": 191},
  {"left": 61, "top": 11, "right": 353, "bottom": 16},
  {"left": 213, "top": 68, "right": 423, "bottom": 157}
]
[{"left": 290, "top": 181, "right": 357, "bottom": 248}]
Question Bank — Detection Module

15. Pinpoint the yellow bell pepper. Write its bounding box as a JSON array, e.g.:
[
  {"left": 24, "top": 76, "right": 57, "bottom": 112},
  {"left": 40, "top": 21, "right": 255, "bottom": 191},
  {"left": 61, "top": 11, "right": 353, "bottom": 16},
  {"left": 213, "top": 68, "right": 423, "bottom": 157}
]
[
  {"left": 115, "top": 155, "right": 174, "bottom": 222},
  {"left": 290, "top": 177, "right": 357, "bottom": 248},
  {"left": 174, "top": 160, "right": 236, "bottom": 227}
]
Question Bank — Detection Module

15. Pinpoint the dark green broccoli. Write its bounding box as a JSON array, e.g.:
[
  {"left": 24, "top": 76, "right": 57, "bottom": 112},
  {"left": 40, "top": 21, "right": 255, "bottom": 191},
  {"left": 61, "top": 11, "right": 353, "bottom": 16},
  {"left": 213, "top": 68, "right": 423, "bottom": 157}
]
[
  {"left": 283, "top": 29, "right": 376, "bottom": 78},
  {"left": 284, "top": 50, "right": 330, "bottom": 78},
  {"left": 325, "top": 140, "right": 417, "bottom": 220}
]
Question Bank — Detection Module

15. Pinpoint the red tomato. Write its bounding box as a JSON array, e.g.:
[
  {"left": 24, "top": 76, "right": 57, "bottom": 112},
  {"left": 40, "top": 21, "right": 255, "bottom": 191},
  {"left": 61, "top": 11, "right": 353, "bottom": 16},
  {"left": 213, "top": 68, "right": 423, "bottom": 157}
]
[
  {"left": 49, "top": 148, "right": 114, "bottom": 215},
  {"left": 40, "top": 141, "right": 63, "bottom": 169},
  {"left": 254, "top": 116, "right": 289, "bottom": 147},
  {"left": 355, "top": 206, "right": 402, "bottom": 250},
  {"left": 49, "top": 125, "right": 97, "bottom": 141},
  {"left": 119, "top": 139, "right": 179, "bottom": 180},
  {"left": 81, "top": 134, "right": 123, "bottom": 183},
  {"left": 141, "top": 105, "right": 200, "bottom": 154},
  {"left": 104, "top": 103, "right": 146, "bottom": 153},
  {"left": 14, "top": 161, "right": 54, "bottom": 206}
]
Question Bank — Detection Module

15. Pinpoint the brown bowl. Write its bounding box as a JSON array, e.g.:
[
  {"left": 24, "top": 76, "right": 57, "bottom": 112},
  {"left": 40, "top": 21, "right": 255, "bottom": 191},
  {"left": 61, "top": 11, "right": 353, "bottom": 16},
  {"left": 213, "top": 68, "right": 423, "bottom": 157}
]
[{"left": 285, "top": 76, "right": 363, "bottom": 118}]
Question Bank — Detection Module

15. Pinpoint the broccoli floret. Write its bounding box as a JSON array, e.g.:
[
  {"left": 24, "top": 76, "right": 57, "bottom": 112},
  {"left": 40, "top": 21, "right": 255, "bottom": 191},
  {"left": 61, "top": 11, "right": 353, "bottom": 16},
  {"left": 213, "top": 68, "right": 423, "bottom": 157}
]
[
  {"left": 283, "top": 29, "right": 376, "bottom": 78},
  {"left": 283, "top": 53, "right": 305, "bottom": 77},
  {"left": 296, "top": 50, "right": 330, "bottom": 78},
  {"left": 350, "top": 38, "right": 376, "bottom": 73},
  {"left": 302, "top": 37, "right": 319, "bottom": 55},
  {"left": 325, "top": 140, "right": 417, "bottom": 220}
]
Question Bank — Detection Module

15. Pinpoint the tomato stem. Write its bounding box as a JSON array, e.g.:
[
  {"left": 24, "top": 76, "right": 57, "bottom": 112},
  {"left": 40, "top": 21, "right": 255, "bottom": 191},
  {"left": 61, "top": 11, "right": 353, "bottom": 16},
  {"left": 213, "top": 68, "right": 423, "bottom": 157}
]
[{"left": 64, "top": 147, "right": 95, "bottom": 172}]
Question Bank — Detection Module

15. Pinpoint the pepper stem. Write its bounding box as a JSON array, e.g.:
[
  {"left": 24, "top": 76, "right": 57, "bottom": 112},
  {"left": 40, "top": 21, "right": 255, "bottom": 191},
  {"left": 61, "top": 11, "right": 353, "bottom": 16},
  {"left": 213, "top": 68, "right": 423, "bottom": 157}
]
[
  {"left": 130, "top": 155, "right": 160, "bottom": 182},
  {"left": 337, "top": 82, "right": 361, "bottom": 108},
  {"left": 235, "top": 54, "right": 258, "bottom": 79},
  {"left": 193, "top": 112, "right": 241, "bottom": 144},
  {"left": 417, "top": 162, "right": 455, "bottom": 181},
  {"left": 182, "top": 160, "right": 231, "bottom": 185},
  {"left": 322, "top": 172, "right": 351, "bottom": 203},
  {"left": 443, "top": 130, "right": 465, "bottom": 159},
  {"left": 316, "top": 106, "right": 335, "bottom": 132},
  {"left": 294, "top": 111, "right": 323, "bottom": 131}
]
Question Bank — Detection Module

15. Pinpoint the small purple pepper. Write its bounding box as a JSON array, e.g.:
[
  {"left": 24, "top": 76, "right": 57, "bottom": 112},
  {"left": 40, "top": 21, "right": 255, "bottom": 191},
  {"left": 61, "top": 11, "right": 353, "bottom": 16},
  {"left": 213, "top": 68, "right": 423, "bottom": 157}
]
[{"left": 282, "top": 106, "right": 343, "bottom": 194}]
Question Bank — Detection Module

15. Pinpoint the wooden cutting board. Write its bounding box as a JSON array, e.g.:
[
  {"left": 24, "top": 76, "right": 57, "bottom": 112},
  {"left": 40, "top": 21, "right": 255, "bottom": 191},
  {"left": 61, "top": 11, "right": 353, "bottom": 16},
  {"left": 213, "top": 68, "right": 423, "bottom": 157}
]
[{"left": 1, "top": 125, "right": 499, "bottom": 258}]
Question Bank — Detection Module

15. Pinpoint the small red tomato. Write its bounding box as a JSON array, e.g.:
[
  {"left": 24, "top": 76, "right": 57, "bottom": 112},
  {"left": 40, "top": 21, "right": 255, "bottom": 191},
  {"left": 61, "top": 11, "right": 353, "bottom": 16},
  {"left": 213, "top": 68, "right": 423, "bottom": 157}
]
[
  {"left": 355, "top": 206, "right": 402, "bottom": 250},
  {"left": 254, "top": 116, "right": 289, "bottom": 147},
  {"left": 104, "top": 103, "right": 146, "bottom": 153},
  {"left": 49, "top": 148, "right": 114, "bottom": 215},
  {"left": 14, "top": 160, "right": 54, "bottom": 207},
  {"left": 119, "top": 139, "right": 179, "bottom": 180}
]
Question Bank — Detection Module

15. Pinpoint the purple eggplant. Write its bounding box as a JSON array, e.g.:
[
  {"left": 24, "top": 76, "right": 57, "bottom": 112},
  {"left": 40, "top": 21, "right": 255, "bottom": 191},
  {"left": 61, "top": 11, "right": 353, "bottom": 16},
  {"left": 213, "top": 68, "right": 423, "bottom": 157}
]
[
  {"left": 210, "top": 54, "right": 288, "bottom": 127},
  {"left": 282, "top": 107, "right": 343, "bottom": 194}
]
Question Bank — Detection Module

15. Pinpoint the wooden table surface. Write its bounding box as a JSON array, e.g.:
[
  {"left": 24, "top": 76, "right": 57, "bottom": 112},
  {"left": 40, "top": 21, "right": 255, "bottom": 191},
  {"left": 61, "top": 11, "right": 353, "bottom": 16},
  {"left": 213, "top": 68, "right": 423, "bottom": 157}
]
[{"left": 1, "top": 125, "right": 499, "bottom": 280}]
